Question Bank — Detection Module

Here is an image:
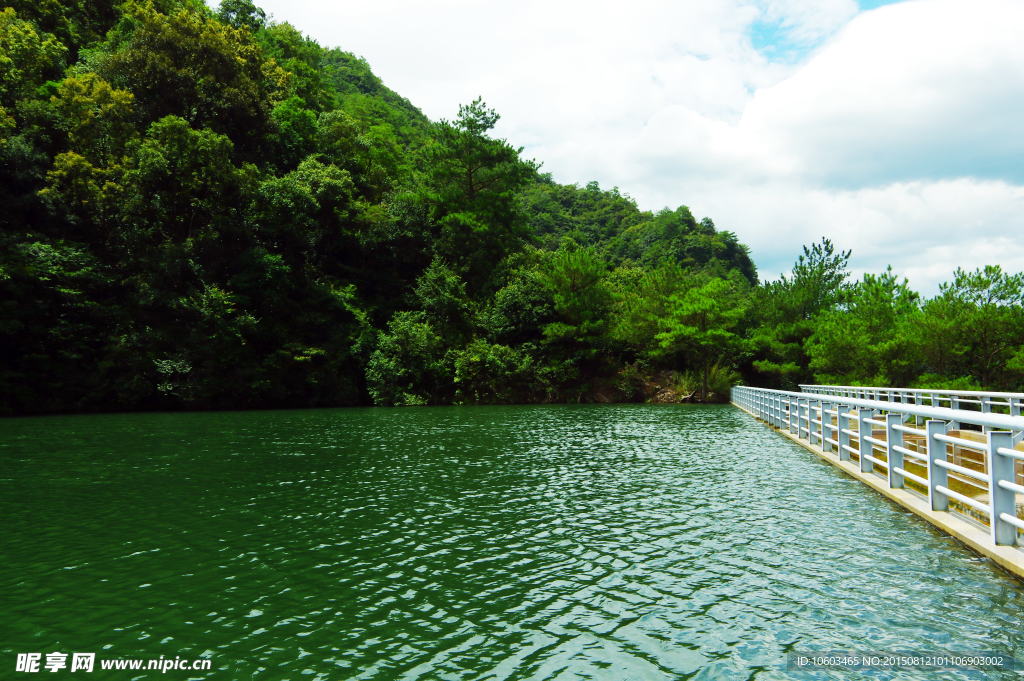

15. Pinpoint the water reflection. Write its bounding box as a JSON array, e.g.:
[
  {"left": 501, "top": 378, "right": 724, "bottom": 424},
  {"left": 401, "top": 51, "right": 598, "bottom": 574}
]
[{"left": 1, "top": 404, "right": 1022, "bottom": 679}]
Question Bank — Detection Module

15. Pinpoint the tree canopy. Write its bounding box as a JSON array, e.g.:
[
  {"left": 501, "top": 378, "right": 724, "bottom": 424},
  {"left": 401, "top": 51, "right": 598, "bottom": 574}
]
[{"left": 1, "top": 0, "right": 1022, "bottom": 415}]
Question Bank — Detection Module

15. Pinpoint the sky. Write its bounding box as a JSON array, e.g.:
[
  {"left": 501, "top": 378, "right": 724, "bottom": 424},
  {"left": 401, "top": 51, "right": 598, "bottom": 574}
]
[{"left": 249, "top": 0, "right": 1024, "bottom": 293}]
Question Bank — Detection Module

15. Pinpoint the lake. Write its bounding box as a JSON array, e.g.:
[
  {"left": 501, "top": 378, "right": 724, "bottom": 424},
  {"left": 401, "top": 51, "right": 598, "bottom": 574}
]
[{"left": 2, "top": 404, "right": 1022, "bottom": 679}]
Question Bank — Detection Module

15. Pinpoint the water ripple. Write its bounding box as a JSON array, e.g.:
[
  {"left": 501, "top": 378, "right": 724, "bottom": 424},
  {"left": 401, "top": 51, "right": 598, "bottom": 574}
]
[{"left": 1, "top": 404, "right": 1023, "bottom": 679}]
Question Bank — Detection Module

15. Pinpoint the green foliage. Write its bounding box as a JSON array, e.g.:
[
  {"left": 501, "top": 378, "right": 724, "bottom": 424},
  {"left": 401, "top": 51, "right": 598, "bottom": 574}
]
[
  {"left": 423, "top": 97, "right": 538, "bottom": 289},
  {"left": 97, "top": 3, "right": 283, "bottom": 157},
  {"left": 922, "top": 266, "right": 1024, "bottom": 389},
  {"left": 482, "top": 261, "right": 554, "bottom": 346},
  {"left": 0, "top": 235, "right": 116, "bottom": 414},
  {"left": 521, "top": 176, "right": 757, "bottom": 284},
  {"left": 414, "top": 258, "right": 471, "bottom": 339},
  {"left": 215, "top": 0, "right": 265, "bottom": 33},
  {"left": 794, "top": 264, "right": 1024, "bottom": 391},
  {"left": 122, "top": 115, "right": 244, "bottom": 242},
  {"left": 805, "top": 267, "right": 921, "bottom": 387},
  {"left": 452, "top": 339, "right": 542, "bottom": 405},
  {"left": 5, "top": 0, "right": 119, "bottom": 60},
  {"left": 748, "top": 238, "right": 851, "bottom": 389},
  {"left": 655, "top": 275, "right": 746, "bottom": 401},
  {"left": 911, "top": 374, "right": 983, "bottom": 391},
  {"left": 0, "top": 7, "right": 67, "bottom": 106},
  {"left": 6, "top": 0, "right": 1021, "bottom": 415},
  {"left": 540, "top": 241, "right": 612, "bottom": 349},
  {"left": 612, "top": 262, "right": 686, "bottom": 351},
  {"left": 672, "top": 363, "right": 742, "bottom": 403},
  {"left": 50, "top": 72, "right": 135, "bottom": 164},
  {"left": 365, "top": 311, "right": 446, "bottom": 406},
  {"left": 269, "top": 95, "right": 316, "bottom": 171}
]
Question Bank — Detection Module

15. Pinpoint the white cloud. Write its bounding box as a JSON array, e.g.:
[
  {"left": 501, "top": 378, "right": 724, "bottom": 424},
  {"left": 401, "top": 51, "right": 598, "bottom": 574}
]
[
  {"left": 744, "top": 0, "right": 1024, "bottom": 187},
  {"left": 250, "top": 0, "right": 1024, "bottom": 294},
  {"left": 692, "top": 178, "right": 1024, "bottom": 289}
]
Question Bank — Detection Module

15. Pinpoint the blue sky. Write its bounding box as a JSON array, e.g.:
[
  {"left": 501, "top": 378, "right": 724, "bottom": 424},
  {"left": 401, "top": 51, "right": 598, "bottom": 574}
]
[
  {"left": 859, "top": 0, "right": 905, "bottom": 8},
  {"left": 254, "top": 0, "right": 1024, "bottom": 293},
  {"left": 751, "top": 0, "right": 904, "bottom": 63}
]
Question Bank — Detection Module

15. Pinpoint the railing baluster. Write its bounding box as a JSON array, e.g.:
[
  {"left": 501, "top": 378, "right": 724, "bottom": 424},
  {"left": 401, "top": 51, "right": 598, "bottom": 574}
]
[
  {"left": 859, "top": 408, "right": 874, "bottom": 474},
  {"left": 809, "top": 399, "right": 820, "bottom": 446},
  {"left": 886, "top": 413, "right": 903, "bottom": 489},
  {"left": 988, "top": 430, "right": 1017, "bottom": 546},
  {"left": 798, "top": 398, "right": 808, "bottom": 439},
  {"left": 838, "top": 406, "right": 851, "bottom": 462},
  {"left": 821, "top": 402, "right": 833, "bottom": 453},
  {"left": 927, "top": 420, "right": 948, "bottom": 512}
]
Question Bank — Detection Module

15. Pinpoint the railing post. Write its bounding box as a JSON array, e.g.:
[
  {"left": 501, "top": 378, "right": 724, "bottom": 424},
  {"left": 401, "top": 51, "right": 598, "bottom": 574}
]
[
  {"left": 859, "top": 408, "right": 874, "bottom": 473},
  {"left": 950, "top": 395, "right": 960, "bottom": 430},
  {"left": 927, "top": 420, "right": 949, "bottom": 511},
  {"left": 798, "top": 398, "right": 808, "bottom": 439},
  {"left": 988, "top": 430, "right": 1017, "bottom": 546},
  {"left": 982, "top": 397, "right": 992, "bottom": 433},
  {"left": 838, "top": 405, "right": 851, "bottom": 462},
  {"left": 809, "top": 400, "right": 820, "bottom": 446},
  {"left": 789, "top": 396, "right": 797, "bottom": 434},
  {"left": 821, "top": 402, "right": 833, "bottom": 453},
  {"left": 886, "top": 413, "right": 903, "bottom": 488}
]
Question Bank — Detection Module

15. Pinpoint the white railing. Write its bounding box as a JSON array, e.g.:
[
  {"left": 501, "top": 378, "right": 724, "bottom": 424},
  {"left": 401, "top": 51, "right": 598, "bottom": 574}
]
[
  {"left": 731, "top": 385, "right": 1024, "bottom": 548},
  {"left": 800, "top": 385, "right": 1024, "bottom": 434}
]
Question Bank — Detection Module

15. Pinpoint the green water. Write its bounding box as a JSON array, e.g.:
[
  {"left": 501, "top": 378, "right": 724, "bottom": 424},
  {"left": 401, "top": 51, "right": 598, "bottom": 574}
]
[{"left": 2, "top": 404, "right": 1023, "bottom": 680}]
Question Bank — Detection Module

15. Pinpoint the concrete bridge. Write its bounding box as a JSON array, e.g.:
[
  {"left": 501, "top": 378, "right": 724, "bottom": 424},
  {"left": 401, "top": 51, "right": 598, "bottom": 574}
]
[{"left": 731, "top": 385, "right": 1024, "bottom": 579}]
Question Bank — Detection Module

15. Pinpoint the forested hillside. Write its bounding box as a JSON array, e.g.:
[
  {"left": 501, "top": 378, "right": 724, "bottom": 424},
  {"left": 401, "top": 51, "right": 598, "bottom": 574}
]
[
  {"left": 1, "top": 0, "right": 1022, "bottom": 415},
  {"left": 0, "top": 0, "right": 757, "bottom": 413}
]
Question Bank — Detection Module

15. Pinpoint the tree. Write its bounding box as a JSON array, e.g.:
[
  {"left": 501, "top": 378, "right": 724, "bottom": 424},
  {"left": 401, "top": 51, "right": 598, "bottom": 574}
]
[
  {"left": 925, "top": 266, "right": 1024, "bottom": 389},
  {"left": 423, "top": 98, "right": 537, "bottom": 289},
  {"left": 414, "top": 258, "right": 471, "bottom": 340},
  {"left": 50, "top": 73, "right": 135, "bottom": 165},
  {"left": 805, "top": 267, "right": 921, "bottom": 387},
  {"left": 612, "top": 261, "right": 686, "bottom": 352},
  {"left": 749, "top": 238, "right": 851, "bottom": 388},
  {"left": 656, "top": 276, "right": 746, "bottom": 401},
  {"left": 4, "top": 0, "right": 120, "bottom": 59},
  {"left": 540, "top": 241, "right": 612, "bottom": 350},
  {"left": 0, "top": 7, "right": 67, "bottom": 107},
  {"left": 269, "top": 95, "right": 317, "bottom": 171},
  {"left": 216, "top": 0, "right": 266, "bottom": 32},
  {"left": 251, "top": 155, "right": 356, "bottom": 274},
  {"left": 365, "top": 311, "right": 445, "bottom": 406},
  {"left": 3, "top": 0, "right": 776, "bottom": 414},
  {"left": 97, "top": 4, "right": 286, "bottom": 158}
]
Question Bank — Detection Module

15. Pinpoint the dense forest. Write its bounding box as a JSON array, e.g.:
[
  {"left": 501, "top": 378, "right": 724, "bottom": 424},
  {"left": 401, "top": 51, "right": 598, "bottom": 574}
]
[{"left": 1, "top": 0, "right": 1022, "bottom": 415}]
